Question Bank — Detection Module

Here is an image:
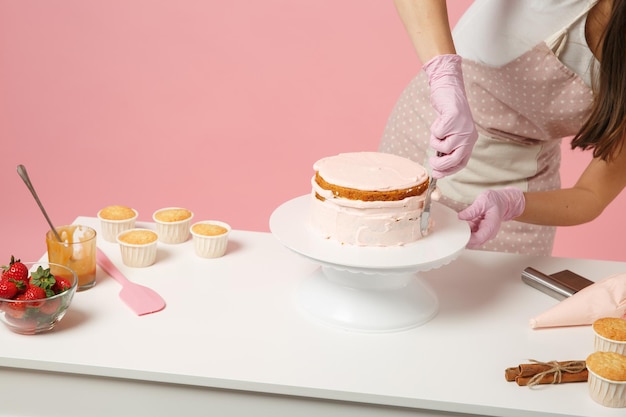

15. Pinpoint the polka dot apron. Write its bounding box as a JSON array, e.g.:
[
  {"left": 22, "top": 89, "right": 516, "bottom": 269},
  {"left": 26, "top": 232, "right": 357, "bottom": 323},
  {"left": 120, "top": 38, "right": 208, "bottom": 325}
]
[{"left": 380, "top": 7, "right": 595, "bottom": 256}]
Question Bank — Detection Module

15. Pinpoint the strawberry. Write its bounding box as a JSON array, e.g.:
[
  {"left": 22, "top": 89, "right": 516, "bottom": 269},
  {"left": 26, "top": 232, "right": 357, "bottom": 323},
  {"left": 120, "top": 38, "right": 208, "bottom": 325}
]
[
  {"left": 7, "top": 296, "right": 27, "bottom": 313},
  {"left": 5, "top": 301, "right": 26, "bottom": 317},
  {"left": 17, "top": 284, "right": 47, "bottom": 307},
  {"left": 24, "top": 284, "right": 46, "bottom": 299},
  {"left": 4, "top": 314, "right": 38, "bottom": 332},
  {"left": 1, "top": 256, "right": 29, "bottom": 293},
  {"left": 52, "top": 276, "right": 72, "bottom": 294},
  {"left": 0, "top": 278, "right": 18, "bottom": 299},
  {"left": 6, "top": 285, "right": 45, "bottom": 314},
  {"left": 30, "top": 265, "right": 57, "bottom": 297},
  {"left": 39, "top": 298, "right": 61, "bottom": 315}
]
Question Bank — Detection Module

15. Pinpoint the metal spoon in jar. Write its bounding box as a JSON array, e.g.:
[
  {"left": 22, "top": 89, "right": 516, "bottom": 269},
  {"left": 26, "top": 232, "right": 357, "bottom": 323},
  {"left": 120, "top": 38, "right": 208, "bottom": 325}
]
[{"left": 16, "top": 164, "right": 63, "bottom": 242}]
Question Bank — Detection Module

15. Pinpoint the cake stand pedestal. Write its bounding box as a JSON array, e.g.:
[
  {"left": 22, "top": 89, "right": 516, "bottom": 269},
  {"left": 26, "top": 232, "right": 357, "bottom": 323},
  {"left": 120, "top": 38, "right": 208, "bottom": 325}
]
[
  {"left": 269, "top": 195, "right": 470, "bottom": 333},
  {"left": 297, "top": 265, "right": 439, "bottom": 332}
]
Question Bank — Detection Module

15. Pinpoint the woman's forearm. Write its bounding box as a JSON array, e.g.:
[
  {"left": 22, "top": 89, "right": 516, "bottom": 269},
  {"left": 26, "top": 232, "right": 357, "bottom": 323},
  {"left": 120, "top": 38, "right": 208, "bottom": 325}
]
[
  {"left": 518, "top": 188, "right": 607, "bottom": 226},
  {"left": 517, "top": 156, "right": 626, "bottom": 226},
  {"left": 393, "top": 0, "right": 456, "bottom": 63}
]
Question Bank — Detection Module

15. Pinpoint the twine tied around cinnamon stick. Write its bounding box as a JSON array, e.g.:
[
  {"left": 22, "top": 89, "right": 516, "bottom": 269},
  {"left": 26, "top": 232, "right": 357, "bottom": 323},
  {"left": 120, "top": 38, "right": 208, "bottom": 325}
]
[
  {"left": 505, "top": 359, "right": 587, "bottom": 387},
  {"left": 525, "top": 359, "right": 586, "bottom": 387}
]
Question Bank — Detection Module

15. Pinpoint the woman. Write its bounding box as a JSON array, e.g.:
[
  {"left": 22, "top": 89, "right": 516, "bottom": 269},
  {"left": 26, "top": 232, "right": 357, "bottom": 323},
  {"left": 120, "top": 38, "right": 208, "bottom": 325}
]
[{"left": 380, "top": 0, "right": 626, "bottom": 255}]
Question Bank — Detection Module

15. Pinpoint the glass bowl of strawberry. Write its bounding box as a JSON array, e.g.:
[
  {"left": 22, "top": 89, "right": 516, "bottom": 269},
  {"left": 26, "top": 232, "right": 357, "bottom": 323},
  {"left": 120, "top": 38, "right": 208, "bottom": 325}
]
[{"left": 0, "top": 257, "right": 78, "bottom": 335}]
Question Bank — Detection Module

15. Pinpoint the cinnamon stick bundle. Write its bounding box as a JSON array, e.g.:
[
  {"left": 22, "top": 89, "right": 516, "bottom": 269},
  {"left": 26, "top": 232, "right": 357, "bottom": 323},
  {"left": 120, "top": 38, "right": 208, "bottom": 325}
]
[{"left": 505, "top": 360, "right": 588, "bottom": 386}]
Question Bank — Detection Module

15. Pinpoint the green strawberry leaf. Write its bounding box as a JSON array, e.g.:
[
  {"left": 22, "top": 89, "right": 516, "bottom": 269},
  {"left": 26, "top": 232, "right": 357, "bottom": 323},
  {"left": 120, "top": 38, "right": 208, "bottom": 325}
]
[{"left": 30, "top": 266, "right": 56, "bottom": 291}]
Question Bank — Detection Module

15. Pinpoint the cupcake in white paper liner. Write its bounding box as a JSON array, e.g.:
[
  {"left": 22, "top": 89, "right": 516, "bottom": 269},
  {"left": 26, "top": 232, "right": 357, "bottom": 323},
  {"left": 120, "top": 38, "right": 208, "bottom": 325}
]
[
  {"left": 97, "top": 205, "right": 138, "bottom": 242},
  {"left": 587, "top": 351, "right": 626, "bottom": 408},
  {"left": 593, "top": 318, "right": 626, "bottom": 355},
  {"left": 190, "top": 220, "right": 231, "bottom": 258},
  {"left": 152, "top": 207, "right": 193, "bottom": 244},
  {"left": 117, "top": 229, "right": 158, "bottom": 267}
]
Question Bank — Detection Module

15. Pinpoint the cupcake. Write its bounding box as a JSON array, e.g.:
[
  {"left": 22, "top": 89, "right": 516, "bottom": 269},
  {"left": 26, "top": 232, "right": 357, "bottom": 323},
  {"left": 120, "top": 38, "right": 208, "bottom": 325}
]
[
  {"left": 190, "top": 220, "right": 231, "bottom": 258},
  {"left": 117, "top": 229, "right": 158, "bottom": 267},
  {"left": 586, "top": 351, "right": 626, "bottom": 408},
  {"left": 152, "top": 207, "right": 194, "bottom": 244},
  {"left": 97, "top": 205, "right": 138, "bottom": 242},
  {"left": 593, "top": 317, "right": 626, "bottom": 355}
]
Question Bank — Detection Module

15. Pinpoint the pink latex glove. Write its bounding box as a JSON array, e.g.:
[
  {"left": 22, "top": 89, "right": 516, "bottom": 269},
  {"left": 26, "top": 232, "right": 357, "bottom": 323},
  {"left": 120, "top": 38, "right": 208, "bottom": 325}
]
[
  {"left": 458, "top": 187, "right": 525, "bottom": 249},
  {"left": 423, "top": 54, "right": 478, "bottom": 179}
]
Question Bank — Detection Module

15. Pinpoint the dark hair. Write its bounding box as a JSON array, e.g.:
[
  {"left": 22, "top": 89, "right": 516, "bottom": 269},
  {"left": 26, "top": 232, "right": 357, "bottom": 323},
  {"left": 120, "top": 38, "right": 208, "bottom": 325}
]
[{"left": 571, "top": 0, "right": 626, "bottom": 161}]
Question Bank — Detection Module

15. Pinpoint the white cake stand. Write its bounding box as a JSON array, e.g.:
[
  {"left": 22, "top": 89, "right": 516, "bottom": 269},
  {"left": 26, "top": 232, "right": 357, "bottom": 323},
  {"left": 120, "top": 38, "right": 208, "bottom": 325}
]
[{"left": 269, "top": 195, "right": 470, "bottom": 333}]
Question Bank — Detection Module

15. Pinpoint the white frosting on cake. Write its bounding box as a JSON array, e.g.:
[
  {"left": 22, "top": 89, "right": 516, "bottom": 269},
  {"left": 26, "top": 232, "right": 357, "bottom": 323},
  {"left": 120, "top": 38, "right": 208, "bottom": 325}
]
[
  {"left": 312, "top": 152, "right": 429, "bottom": 191},
  {"left": 310, "top": 152, "right": 436, "bottom": 247}
]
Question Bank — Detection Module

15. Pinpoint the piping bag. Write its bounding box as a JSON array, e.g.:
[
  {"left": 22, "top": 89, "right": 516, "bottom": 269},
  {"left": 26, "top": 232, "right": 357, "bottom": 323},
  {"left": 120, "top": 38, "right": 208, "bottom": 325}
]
[{"left": 530, "top": 273, "right": 626, "bottom": 329}]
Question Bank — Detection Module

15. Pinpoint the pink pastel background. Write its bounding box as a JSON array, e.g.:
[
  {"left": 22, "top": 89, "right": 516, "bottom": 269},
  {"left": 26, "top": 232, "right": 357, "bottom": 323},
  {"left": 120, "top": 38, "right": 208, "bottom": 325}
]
[{"left": 2, "top": 1, "right": 624, "bottom": 264}]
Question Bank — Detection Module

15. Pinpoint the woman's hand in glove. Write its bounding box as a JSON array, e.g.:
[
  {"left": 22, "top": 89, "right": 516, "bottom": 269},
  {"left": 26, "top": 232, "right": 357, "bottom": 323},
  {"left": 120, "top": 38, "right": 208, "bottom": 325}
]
[
  {"left": 458, "top": 187, "right": 526, "bottom": 249},
  {"left": 423, "top": 54, "right": 478, "bottom": 179}
]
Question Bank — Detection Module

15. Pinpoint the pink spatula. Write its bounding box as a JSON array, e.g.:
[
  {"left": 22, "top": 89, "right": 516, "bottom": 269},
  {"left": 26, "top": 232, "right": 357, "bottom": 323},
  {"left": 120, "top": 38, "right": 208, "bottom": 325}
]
[{"left": 96, "top": 248, "right": 166, "bottom": 315}]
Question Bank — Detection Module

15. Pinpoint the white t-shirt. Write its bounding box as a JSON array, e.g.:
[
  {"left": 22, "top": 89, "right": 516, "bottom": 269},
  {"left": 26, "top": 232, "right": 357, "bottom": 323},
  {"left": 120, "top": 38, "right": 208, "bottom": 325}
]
[{"left": 452, "top": 0, "right": 597, "bottom": 86}]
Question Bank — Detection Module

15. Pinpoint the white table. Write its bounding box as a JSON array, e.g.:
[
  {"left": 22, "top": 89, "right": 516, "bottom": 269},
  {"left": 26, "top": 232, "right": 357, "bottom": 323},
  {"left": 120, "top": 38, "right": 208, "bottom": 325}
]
[{"left": 1, "top": 216, "right": 625, "bottom": 417}]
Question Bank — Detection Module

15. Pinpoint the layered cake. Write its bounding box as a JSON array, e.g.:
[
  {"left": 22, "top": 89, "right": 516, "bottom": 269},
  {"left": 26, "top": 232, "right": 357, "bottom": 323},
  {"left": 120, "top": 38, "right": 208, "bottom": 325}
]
[{"left": 310, "top": 151, "right": 433, "bottom": 246}]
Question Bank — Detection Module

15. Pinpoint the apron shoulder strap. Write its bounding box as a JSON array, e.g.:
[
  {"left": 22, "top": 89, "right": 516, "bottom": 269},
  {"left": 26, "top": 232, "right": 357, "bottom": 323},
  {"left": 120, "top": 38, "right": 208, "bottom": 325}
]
[{"left": 546, "top": 0, "right": 598, "bottom": 56}]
